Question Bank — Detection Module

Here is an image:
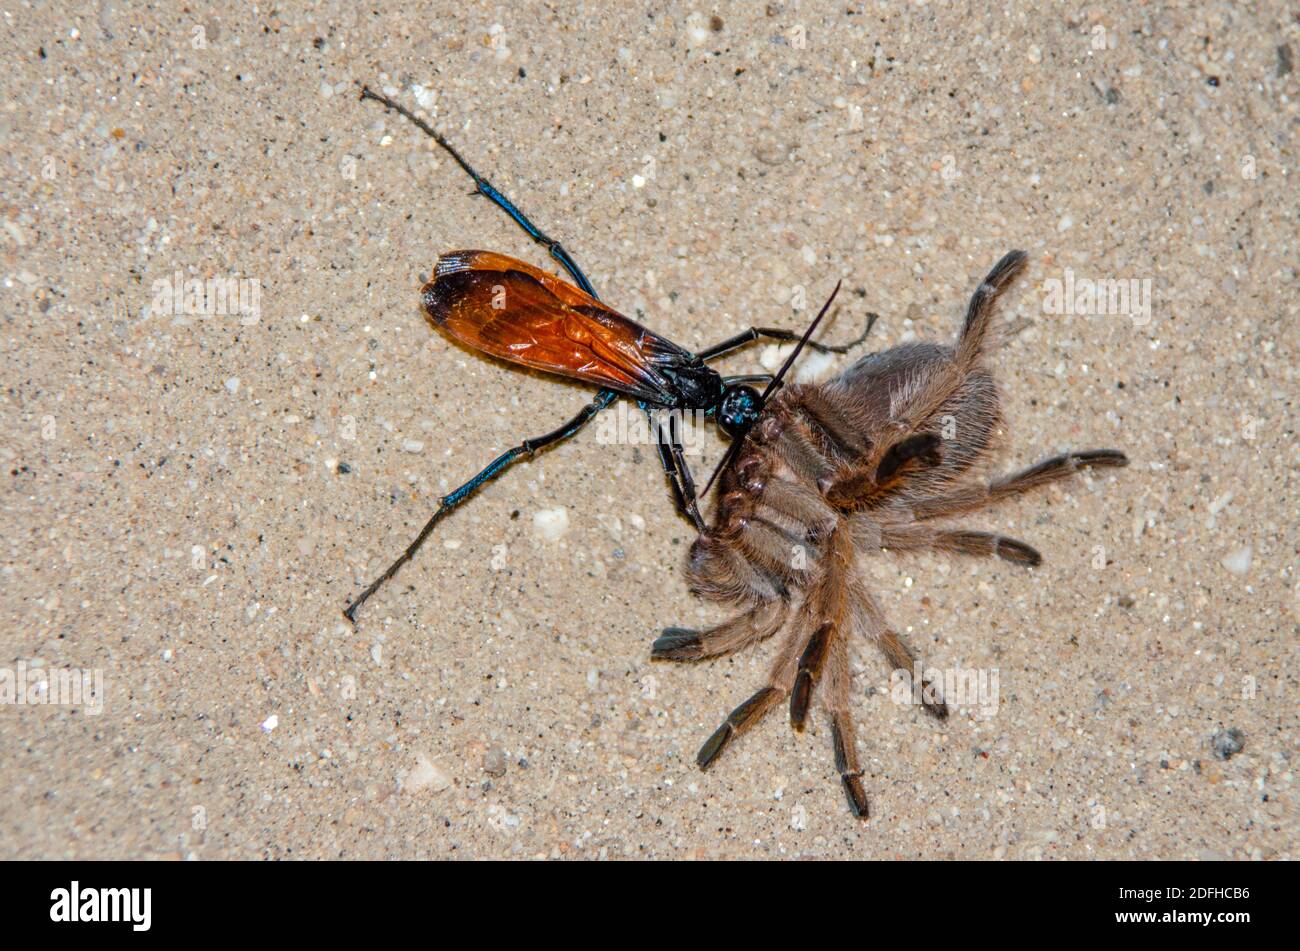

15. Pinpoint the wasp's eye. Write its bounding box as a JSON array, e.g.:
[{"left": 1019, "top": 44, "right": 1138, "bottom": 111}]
[{"left": 718, "top": 385, "right": 762, "bottom": 439}]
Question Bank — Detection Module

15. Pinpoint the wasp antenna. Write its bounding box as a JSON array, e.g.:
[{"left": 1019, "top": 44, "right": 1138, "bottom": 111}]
[
  {"left": 761, "top": 279, "right": 843, "bottom": 403},
  {"left": 701, "top": 279, "right": 843, "bottom": 499},
  {"left": 701, "top": 434, "right": 743, "bottom": 499}
]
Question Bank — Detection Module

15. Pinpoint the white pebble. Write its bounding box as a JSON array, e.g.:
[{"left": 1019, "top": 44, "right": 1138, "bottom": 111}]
[
  {"left": 1208, "top": 491, "right": 1234, "bottom": 513},
  {"left": 1057, "top": 215, "right": 1074, "bottom": 232},
  {"left": 685, "top": 13, "right": 710, "bottom": 46},
  {"left": 759, "top": 343, "right": 787, "bottom": 373},
  {"left": 1221, "top": 545, "right": 1252, "bottom": 576},
  {"left": 794, "top": 349, "right": 835, "bottom": 383},
  {"left": 402, "top": 439, "right": 424, "bottom": 453},
  {"left": 403, "top": 753, "right": 451, "bottom": 793},
  {"left": 412, "top": 83, "right": 437, "bottom": 112},
  {"left": 260, "top": 714, "right": 278, "bottom": 733},
  {"left": 533, "top": 506, "right": 569, "bottom": 541},
  {"left": 224, "top": 377, "right": 240, "bottom": 394}
]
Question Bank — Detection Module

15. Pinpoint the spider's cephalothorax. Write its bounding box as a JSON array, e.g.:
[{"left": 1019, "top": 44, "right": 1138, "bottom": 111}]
[{"left": 652, "top": 251, "right": 1129, "bottom": 818}]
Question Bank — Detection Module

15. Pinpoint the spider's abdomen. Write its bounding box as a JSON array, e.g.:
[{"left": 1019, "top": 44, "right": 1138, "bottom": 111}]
[{"left": 833, "top": 341, "right": 1003, "bottom": 495}]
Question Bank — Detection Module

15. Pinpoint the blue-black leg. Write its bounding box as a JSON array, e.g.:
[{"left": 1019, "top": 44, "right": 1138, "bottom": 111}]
[
  {"left": 359, "top": 86, "right": 598, "bottom": 297},
  {"left": 650, "top": 408, "right": 689, "bottom": 512},
  {"left": 667, "top": 411, "right": 705, "bottom": 531},
  {"left": 698, "top": 314, "right": 878, "bottom": 362},
  {"left": 648, "top": 407, "right": 706, "bottom": 532},
  {"left": 344, "top": 389, "right": 617, "bottom": 622}
]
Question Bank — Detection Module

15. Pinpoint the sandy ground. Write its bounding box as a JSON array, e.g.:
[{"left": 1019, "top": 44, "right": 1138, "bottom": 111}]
[{"left": 1, "top": 1, "right": 1295, "bottom": 860}]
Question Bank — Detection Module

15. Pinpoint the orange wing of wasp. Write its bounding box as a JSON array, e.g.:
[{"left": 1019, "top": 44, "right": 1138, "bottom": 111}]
[{"left": 420, "top": 250, "right": 698, "bottom": 404}]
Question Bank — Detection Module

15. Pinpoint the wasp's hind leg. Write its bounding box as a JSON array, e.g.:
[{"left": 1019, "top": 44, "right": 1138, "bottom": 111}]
[
  {"left": 343, "top": 390, "right": 617, "bottom": 622},
  {"left": 360, "top": 86, "right": 598, "bottom": 298}
]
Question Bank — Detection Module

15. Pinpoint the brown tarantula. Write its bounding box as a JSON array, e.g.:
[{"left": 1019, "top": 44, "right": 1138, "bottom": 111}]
[{"left": 652, "top": 250, "right": 1128, "bottom": 818}]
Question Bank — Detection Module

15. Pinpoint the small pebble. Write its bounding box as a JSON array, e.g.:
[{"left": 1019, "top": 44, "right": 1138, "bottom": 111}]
[
  {"left": 533, "top": 506, "right": 569, "bottom": 541},
  {"left": 1211, "top": 728, "right": 1245, "bottom": 760},
  {"left": 794, "top": 349, "right": 834, "bottom": 383},
  {"left": 404, "top": 753, "right": 451, "bottom": 793},
  {"left": 754, "top": 141, "right": 792, "bottom": 165},
  {"left": 1220, "top": 545, "right": 1252, "bottom": 575},
  {"left": 685, "top": 13, "right": 710, "bottom": 46},
  {"left": 413, "top": 83, "right": 437, "bottom": 112}
]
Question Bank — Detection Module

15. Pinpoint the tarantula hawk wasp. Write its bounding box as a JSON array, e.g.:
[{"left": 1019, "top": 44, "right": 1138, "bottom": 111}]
[{"left": 344, "top": 88, "right": 874, "bottom": 622}]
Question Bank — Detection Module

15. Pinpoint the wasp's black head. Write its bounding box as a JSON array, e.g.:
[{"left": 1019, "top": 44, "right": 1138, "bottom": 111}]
[{"left": 717, "top": 384, "right": 763, "bottom": 439}]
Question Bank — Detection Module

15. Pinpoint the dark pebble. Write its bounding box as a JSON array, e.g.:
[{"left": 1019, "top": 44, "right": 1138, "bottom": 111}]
[{"left": 1211, "top": 727, "right": 1245, "bottom": 760}]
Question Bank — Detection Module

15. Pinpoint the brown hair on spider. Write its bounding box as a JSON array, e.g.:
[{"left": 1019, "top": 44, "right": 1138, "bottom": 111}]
[{"left": 652, "top": 250, "right": 1128, "bottom": 819}]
